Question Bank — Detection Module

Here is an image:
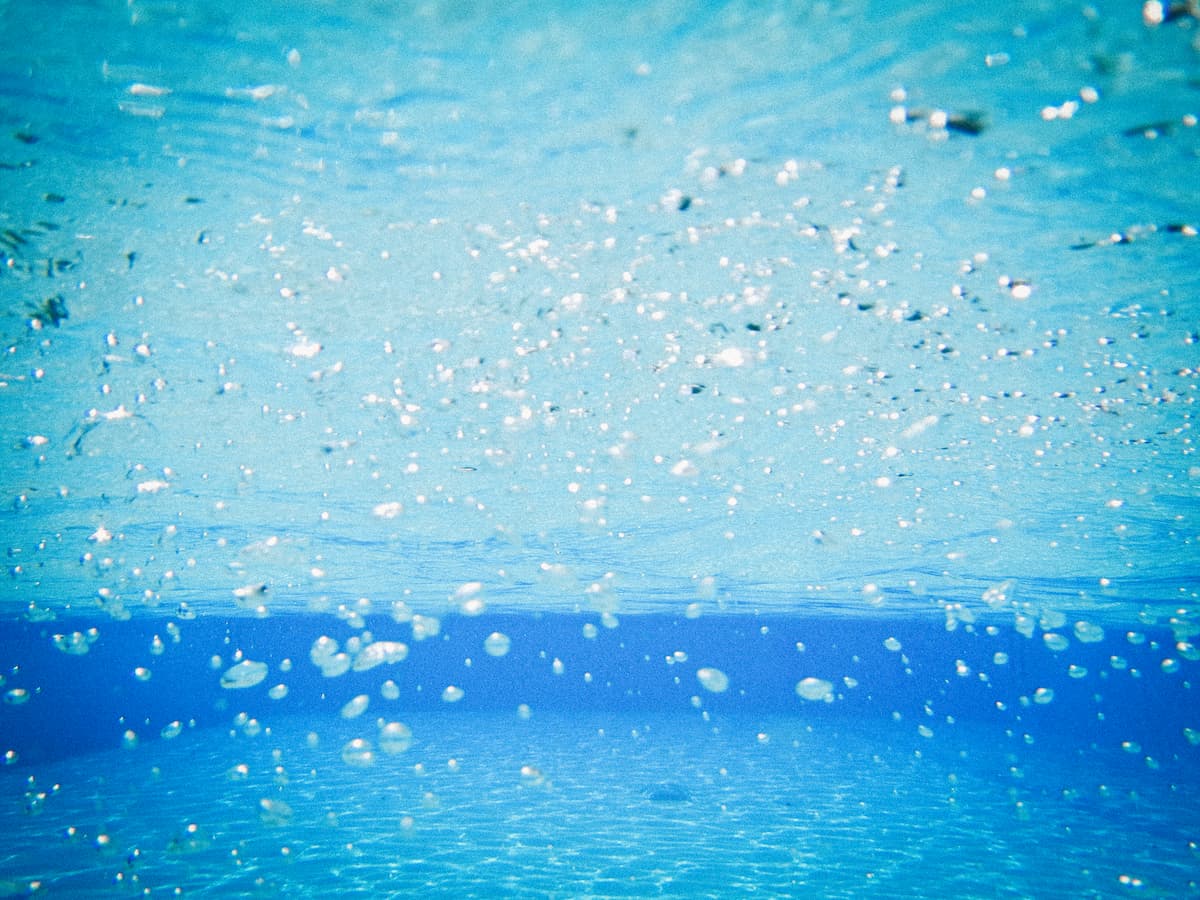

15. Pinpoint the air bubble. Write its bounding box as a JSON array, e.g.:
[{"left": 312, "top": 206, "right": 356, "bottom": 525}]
[
  {"left": 484, "top": 632, "right": 512, "bottom": 657},
  {"left": 220, "top": 660, "right": 268, "bottom": 689},
  {"left": 52, "top": 632, "right": 92, "bottom": 655},
  {"left": 696, "top": 667, "right": 729, "bottom": 693},
  {"left": 378, "top": 722, "right": 413, "bottom": 754},
  {"left": 441, "top": 685, "right": 465, "bottom": 703},
  {"left": 1073, "top": 621, "right": 1105, "bottom": 643},
  {"left": 352, "top": 640, "right": 408, "bottom": 672},
  {"left": 341, "top": 739, "right": 375, "bottom": 767},
  {"left": 795, "top": 678, "right": 834, "bottom": 702},
  {"left": 884, "top": 637, "right": 902, "bottom": 652},
  {"left": 1043, "top": 633, "right": 1069, "bottom": 652},
  {"left": 341, "top": 694, "right": 370, "bottom": 719},
  {"left": 259, "top": 797, "right": 293, "bottom": 825}
]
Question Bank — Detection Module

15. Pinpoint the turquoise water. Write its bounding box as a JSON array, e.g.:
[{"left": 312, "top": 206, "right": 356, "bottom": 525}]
[{"left": 1, "top": 0, "right": 1198, "bottom": 896}]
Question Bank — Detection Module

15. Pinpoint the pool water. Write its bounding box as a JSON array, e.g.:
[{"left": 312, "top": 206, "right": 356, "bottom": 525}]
[{"left": 1, "top": 0, "right": 1198, "bottom": 896}]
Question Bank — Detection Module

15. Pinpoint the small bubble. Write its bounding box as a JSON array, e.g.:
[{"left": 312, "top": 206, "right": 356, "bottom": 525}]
[
  {"left": 259, "top": 797, "right": 293, "bottom": 826},
  {"left": 884, "top": 637, "right": 902, "bottom": 652},
  {"left": 441, "top": 685, "right": 464, "bottom": 703},
  {"left": 696, "top": 667, "right": 729, "bottom": 693},
  {"left": 340, "top": 694, "right": 370, "bottom": 719},
  {"left": 341, "top": 739, "right": 375, "bottom": 767},
  {"left": 220, "top": 659, "right": 268, "bottom": 689},
  {"left": 378, "top": 722, "right": 413, "bottom": 755},
  {"left": 795, "top": 678, "right": 834, "bottom": 702},
  {"left": 484, "top": 632, "right": 511, "bottom": 657},
  {"left": 1043, "top": 633, "right": 1070, "bottom": 652}
]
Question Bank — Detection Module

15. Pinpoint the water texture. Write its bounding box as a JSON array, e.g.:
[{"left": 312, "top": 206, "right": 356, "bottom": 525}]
[{"left": 0, "top": 0, "right": 1198, "bottom": 896}]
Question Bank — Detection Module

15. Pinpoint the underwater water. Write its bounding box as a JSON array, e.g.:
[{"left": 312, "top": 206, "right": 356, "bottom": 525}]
[{"left": 1, "top": 0, "right": 1198, "bottom": 895}]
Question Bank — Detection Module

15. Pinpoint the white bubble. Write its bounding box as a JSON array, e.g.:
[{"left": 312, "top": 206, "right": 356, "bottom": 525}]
[
  {"left": 220, "top": 660, "right": 268, "bottom": 689},
  {"left": 1074, "top": 621, "right": 1105, "bottom": 644},
  {"left": 696, "top": 667, "right": 729, "bottom": 693},
  {"left": 52, "top": 632, "right": 91, "bottom": 655},
  {"left": 441, "top": 685, "right": 464, "bottom": 703},
  {"left": 133, "top": 666, "right": 152, "bottom": 682},
  {"left": 1033, "top": 687, "right": 1055, "bottom": 704},
  {"left": 4, "top": 688, "right": 30, "bottom": 706},
  {"left": 310, "top": 636, "right": 339, "bottom": 666},
  {"left": 372, "top": 501, "right": 404, "bottom": 519},
  {"left": 268, "top": 683, "right": 289, "bottom": 700},
  {"left": 378, "top": 722, "right": 413, "bottom": 755},
  {"left": 1043, "top": 633, "right": 1070, "bottom": 652},
  {"left": 883, "top": 637, "right": 902, "bottom": 652},
  {"left": 341, "top": 739, "right": 375, "bottom": 767},
  {"left": 484, "top": 632, "right": 512, "bottom": 657},
  {"left": 341, "top": 694, "right": 370, "bottom": 719},
  {"left": 160, "top": 721, "right": 183, "bottom": 740},
  {"left": 411, "top": 615, "right": 440, "bottom": 640},
  {"left": 319, "top": 653, "right": 351, "bottom": 678},
  {"left": 380, "top": 680, "right": 400, "bottom": 700},
  {"left": 795, "top": 678, "right": 834, "bottom": 702},
  {"left": 352, "top": 640, "right": 408, "bottom": 672},
  {"left": 259, "top": 797, "right": 293, "bottom": 825}
]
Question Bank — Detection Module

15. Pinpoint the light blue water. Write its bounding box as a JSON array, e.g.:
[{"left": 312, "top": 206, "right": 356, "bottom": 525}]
[{"left": 1, "top": 0, "right": 1198, "bottom": 896}]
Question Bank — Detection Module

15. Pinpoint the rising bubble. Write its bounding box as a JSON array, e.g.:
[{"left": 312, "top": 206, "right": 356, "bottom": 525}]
[
  {"left": 341, "top": 694, "right": 370, "bottom": 719},
  {"left": 220, "top": 660, "right": 268, "bottom": 689},
  {"left": 796, "top": 678, "right": 834, "bottom": 702},
  {"left": 378, "top": 722, "right": 413, "bottom": 754},
  {"left": 352, "top": 640, "right": 409, "bottom": 672},
  {"left": 341, "top": 739, "right": 375, "bottom": 767},
  {"left": 696, "top": 667, "right": 729, "bottom": 693},
  {"left": 1043, "top": 633, "right": 1070, "bottom": 652},
  {"left": 484, "top": 632, "right": 511, "bottom": 657}
]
